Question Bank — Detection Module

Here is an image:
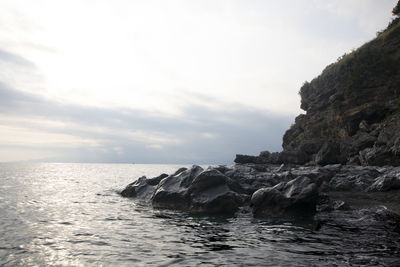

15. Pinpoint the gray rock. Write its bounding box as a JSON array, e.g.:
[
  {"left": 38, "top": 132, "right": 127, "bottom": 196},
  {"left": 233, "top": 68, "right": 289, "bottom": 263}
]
[
  {"left": 120, "top": 173, "right": 168, "bottom": 201},
  {"left": 234, "top": 154, "right": 272, "bottom": 164},
  {"left": 251, "top": 176, "right": 319, "bottom": 218},
  {"left": 315, "top": 142, "right": 341, "bottom": 166},
  {"left": 328, "top": 166, "right": 381, "bottom": 191},
  {"left": 316, "top": 194, "right": 350, "bottom": 212},
  {"left": 152, "top": 166, "right": 203, "bottom": 210},
  {"left": 367, "top": 173, "right": 400, "bottom": 192},
  {"left": 278, "top": 150, "right": 310, "bottom": 165},
  {"left": 151, "top": 166, "right": 242, "bottom": 214},
  {"left": 360, "top": 145, "right": 400, "bottom": 166},
  {"left": 121, "top": 163, "right": 400, "bottom": 219},
  {"left": 314, "top": 206, "right": 400, "bottom": 234}
]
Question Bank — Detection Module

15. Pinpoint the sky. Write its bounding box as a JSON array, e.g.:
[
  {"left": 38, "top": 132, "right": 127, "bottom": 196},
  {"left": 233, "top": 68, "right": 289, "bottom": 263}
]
[{"left": 0, "top": 0, "right": 397, "bottom": 164}]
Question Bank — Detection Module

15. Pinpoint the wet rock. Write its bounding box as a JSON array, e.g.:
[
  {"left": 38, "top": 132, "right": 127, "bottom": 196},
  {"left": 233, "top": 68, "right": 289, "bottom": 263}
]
[
  {"left": 151, "top": 166, "right": 242, "bottom": 214},
  {"left": 152, "top": 166, "right": 203, "bottom": 210},
  {"left": 251, "top": 176, "right": 319, "bottom": 218},
  {"left": 147, "top": 173, "right": 169, "bottom": 185},
  {"left": 314, "top": 206, "right": 400, "bottom": 234},
  {"left": 121, "top": 163, "right": 400, "bottom": 220},
  {"left": 316, "top": 194, "right": 350, "bottom": 212},
  {"left": 120, "top": 173, "right": 169, "bottom": 201}
]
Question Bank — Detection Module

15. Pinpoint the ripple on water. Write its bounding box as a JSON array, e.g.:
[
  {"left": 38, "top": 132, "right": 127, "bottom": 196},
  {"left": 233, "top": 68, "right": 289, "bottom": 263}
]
[{"left": 1, "top": 163, "right": 400, "bottom": 266}]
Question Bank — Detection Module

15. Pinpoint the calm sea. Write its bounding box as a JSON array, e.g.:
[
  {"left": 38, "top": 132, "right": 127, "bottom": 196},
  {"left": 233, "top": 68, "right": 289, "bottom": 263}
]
[{"left": 0, "top": 163, "right": 399, "bottom": 266}]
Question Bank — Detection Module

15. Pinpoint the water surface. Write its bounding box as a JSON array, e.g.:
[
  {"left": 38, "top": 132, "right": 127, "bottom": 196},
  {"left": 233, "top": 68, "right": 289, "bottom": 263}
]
[{"left": 0, "top": 163, "right": 399, "bottom": 266}]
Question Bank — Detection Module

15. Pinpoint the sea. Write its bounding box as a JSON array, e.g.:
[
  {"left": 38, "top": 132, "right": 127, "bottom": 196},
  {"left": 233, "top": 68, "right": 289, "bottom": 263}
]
[{"left": 0, "top": 162, "right": 399, "bottom": 266}]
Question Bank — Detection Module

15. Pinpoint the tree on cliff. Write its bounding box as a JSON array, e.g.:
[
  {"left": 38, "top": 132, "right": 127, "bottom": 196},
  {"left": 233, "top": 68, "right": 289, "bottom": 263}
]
[{"left": 394, "top": 0, "right": 400, "bottom": 16}]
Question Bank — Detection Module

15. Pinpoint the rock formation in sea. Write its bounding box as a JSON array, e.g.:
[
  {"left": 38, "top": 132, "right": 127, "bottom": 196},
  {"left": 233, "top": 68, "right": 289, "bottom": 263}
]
[
  {"left": 236, "top": 16, "right": 400, "bottom": 167},
  {"left": 120, "top": 6, "right": 400, "bottom": 233},
  {"left": 121, "top": 163, "right": 400, "bottom": 231}
]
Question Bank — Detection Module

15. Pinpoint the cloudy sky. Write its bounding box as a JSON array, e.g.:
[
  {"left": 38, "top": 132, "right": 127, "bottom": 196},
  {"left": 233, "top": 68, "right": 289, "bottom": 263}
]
[{"left": 0, "top": 0, "right": 397, "bottom": 164}]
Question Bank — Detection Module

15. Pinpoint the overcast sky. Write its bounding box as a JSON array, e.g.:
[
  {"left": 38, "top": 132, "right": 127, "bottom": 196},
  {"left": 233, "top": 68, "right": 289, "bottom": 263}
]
[{"left": 0, "top": 0, "right": 397, "bottom": 164}]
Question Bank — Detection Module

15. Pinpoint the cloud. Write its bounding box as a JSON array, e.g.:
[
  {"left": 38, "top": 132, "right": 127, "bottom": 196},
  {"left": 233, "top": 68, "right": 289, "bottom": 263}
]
[
  {"left": 0, "top": 81, "right": 293, "bottom": 164},
  {"left": 0, "top": 49, "right": 35, "bottom": 67}
]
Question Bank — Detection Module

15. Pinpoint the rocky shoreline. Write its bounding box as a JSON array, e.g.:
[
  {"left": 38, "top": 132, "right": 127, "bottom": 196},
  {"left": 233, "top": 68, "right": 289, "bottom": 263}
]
[
  {"left": 120, "top": 9, "right": 400, "bottom": 238},
  {"left": 120, "top": 163, "right": 400, "bottom": 234}
]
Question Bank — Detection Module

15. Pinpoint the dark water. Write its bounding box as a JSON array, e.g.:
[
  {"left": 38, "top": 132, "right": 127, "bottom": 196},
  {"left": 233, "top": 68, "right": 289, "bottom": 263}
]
[{"left": 0, "top": 163, "right": 399, "bottom": 266}]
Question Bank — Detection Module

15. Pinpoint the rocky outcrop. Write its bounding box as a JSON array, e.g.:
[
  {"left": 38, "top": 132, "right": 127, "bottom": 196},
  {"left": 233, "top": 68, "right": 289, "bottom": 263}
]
[
  {"left": 120, "top": 12, "right": 400, "bottom": 243},
  {"left": 122, "top": 165, "right": 244, "bottom": 214},
  {"left": 281, "top": 21, "right": 400, "bottom": 166},
  {"left": 121, "top": 163, "right": 400, "bottom": 218},
  {"left": 236, "top": 21, "right": 400, "bottom": 167}
]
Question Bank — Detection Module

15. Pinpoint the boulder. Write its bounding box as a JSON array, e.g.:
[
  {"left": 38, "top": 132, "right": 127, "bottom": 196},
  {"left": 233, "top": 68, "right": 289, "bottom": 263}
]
[
  {"left": 152, "top": 166, "right": 203, "bottom": 210},
  {"left": 251, "top": 176, "right": 319, "bottom": 218},
  {"left": 152, "top": 166, "right": 242, "bottom": 214},
  {"left": 121, "top": 163, "right": 400, "bottom": 219},
  {"left": 120, "top": 173, "right": 169, "bottom": 201}
]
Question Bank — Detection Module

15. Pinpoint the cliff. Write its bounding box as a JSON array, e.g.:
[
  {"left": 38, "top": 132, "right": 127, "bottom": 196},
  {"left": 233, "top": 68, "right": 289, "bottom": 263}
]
[{"left": 237, "top": 19, "right": 400, "bottom": 166}]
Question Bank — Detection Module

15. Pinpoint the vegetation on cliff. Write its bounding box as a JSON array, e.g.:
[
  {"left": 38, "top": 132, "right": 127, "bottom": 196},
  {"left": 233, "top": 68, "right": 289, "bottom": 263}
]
[
  {"left": 279, "top": 12, "right": 400, "bottom": 167},
  {"left": 234, "top": 4, "right": 400, "bottom": 167}
]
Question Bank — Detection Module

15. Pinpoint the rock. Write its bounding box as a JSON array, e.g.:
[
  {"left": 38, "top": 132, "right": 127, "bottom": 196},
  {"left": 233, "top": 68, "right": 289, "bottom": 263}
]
[
  {"left": 314, "top": 142, "right": 341, "bottom": 165},
  {"left": 152, "top": 166, "right": 242, "bottom": 214},
  {"left": 235, "top": 149, "right": 311, "bottom": 166},
  {"left": 280, "top": 22, "right": 400, "bottom": 167},
  {"left": 278, "top": 150, "right": 309, "bottom": 165},
  {"left": 314, "top": 206, "right": 400, "bottom": 234},
  {"left": 316, "top": 194, "right": 350, "bottom": 212},
  {"left": 298, "top": 139, "right": 324, "bottom": 155},
  {"left": 351, "top": 132, "right": 377, "bottom": 152},
  {"left": 259, "top": 150, "right": 281, "bottom": 164},
  {"left": 147, "top": 173, "right": 169, "bottom": 185},
  {"left": 328, "top": 166, "right": 381, "bottom": 191},
  {"left": 234, "top": 154, "right": 271, "bottom": 164},
  {"left": 121, "top": 163, "right": 400, "bottom": 220},
  {"left": 251, "top": 176, "right": 319, "bottom": 218},
  {"left": 120, "top": 173, "right": 169, "bottom": 201},
  {"left": 367, "top": 173, "right": 400, "bottom": 192},
  {"left": 259, "top": 150, "right": 271, "bottom": 158},
  {"left": 359, "top": 146, "right": 396, "bottom": 166},
  {"left": 152, "top": 166, "right": 203, "bottom": 210}
]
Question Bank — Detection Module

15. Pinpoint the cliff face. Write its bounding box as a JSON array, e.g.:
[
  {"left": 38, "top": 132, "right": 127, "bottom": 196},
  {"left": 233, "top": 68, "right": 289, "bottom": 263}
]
[{"left": 282, "top": 21, "right": 400, "bottom": 166}]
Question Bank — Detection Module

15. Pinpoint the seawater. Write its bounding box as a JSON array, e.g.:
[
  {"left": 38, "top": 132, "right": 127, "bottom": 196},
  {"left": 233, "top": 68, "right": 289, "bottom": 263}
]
[{"left": 0, "top": 163, "right": 399, "bottom": 266}]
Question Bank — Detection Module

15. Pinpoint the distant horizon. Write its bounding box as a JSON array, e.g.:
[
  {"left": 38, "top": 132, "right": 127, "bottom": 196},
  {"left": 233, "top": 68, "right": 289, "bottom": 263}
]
[
  {"left": 0, "top": 0, "right": 397, "bottom": 163},
  {"left": 0, "top": 160, "right": 225, "bottom": 166}
]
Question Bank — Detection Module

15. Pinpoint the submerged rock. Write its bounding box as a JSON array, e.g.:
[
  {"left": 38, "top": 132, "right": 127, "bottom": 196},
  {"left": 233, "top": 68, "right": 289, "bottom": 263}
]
[{"left": 314, "top": 206, "right": 400, "bottom": 234}]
